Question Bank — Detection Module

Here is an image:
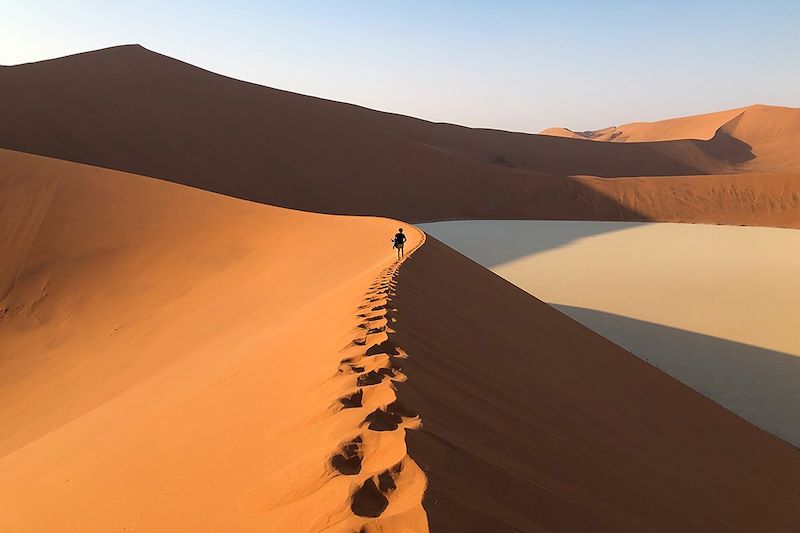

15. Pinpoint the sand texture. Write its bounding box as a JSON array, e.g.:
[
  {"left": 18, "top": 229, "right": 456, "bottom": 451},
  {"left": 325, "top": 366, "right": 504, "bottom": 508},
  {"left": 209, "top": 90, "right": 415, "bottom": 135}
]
[
  {"left": 392, "top": 237, "right": 800, "bottom": 532},
  {"left": 0, "top": 149, "right": 426, "bottom": 532}
]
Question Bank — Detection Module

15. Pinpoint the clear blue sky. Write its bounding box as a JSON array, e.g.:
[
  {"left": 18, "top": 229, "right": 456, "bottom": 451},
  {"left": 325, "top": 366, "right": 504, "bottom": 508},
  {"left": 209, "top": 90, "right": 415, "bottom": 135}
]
[{"left": 3, "top": 1, "right": 799, "bottom": 132}]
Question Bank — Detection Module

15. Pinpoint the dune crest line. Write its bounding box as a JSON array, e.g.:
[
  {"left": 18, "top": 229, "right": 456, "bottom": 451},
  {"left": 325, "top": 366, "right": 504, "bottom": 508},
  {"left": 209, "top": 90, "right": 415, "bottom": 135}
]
[{"left": 322, "top": 229, "right": 429, "bottom": 531}]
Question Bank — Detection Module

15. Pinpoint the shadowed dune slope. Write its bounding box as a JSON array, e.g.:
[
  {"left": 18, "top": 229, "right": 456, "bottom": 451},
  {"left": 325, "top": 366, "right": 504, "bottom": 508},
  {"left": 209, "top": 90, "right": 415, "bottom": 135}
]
[
  {"left": 0, "top": 46, "right": 610, "bottom": 222},
  {"left": 571, "top": 172, "right": 800, "bottom": 228},
  {"left": 390, "top": 237, "right": 800, "bottom": 532},
  {"left": 0, "top": 149, "right": 426, "bottom": 532},
  {"left": 1, "top": 45, "right": 798, "bottom": 226}
]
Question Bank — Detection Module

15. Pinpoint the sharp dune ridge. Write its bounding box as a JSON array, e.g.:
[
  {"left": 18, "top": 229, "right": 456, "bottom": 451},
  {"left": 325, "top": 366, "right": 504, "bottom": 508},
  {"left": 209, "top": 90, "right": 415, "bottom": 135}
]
[
  {"left": 541, "top": 106, "right": 752, "bottom": 142},
  {"left": 0, "top": 149, "right": 429, "bottom": 531},
  {"left": 391, "top": 238, "right": 800, "bottom": 532},
  {"left": 0, "top": 45, "right": 798, "bottom": 226},
  {"left": 421, "top": 219, "right": 800, "bottom": 448}
]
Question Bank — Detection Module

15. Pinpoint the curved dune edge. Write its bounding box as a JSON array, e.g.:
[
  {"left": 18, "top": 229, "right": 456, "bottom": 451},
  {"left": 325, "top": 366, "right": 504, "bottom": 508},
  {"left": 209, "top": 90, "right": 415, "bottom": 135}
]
[
  {"left": 419, "top": 219, "right": 800, "bottom": 447},
  {"left": 540, "top": 106, "right": 748, "bottom": 142},
  {"left": 390, "top": 236, "right": 800, "bottom": 532},
  {"left": 541, "top": 104, "right": 800, "bottom": 145},
  {"left": 337, "top": 230, "right": 428, "bottom": 531},
  {"left": 261, "top": 230, "right": 430, "bottom": 532},
  {"left": 0, "top": 149, "right": 429, "bottom": 532}
]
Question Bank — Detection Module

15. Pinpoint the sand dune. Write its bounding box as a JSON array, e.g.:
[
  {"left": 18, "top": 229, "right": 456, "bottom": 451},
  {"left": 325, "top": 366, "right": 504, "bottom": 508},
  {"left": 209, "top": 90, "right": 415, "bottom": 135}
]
[
  {"left": 719, "top": 105, "right": 800, "bottom": 171},
  {"left": 566, "top": 172, "right": 800, "bottom": 228},
  {"left": 539, "top": 126, "right": 593, "bottom": 139},
  {"left": 3, "top": 44, "right": 800, "bottom": 533},
  {"left": 1, "top": 45, "right": 798, "bottom": 226},
  {"left": 0, "top": 148, "right": 425, "bottom": 532},
  {"left": 422, "top": 220, "right": 800, "bottom": 446},
  {"left": 5, "top": 150, "right": 800, "bottom": 531},
  {"left": 541, "top": 104, "right": 800, "bottom": 172},
  {"left": 392, "top": 237, "right": 800, "bottom": 531},
  {"left": 542, "top": 106, "right": 749, "bottom": 142}
]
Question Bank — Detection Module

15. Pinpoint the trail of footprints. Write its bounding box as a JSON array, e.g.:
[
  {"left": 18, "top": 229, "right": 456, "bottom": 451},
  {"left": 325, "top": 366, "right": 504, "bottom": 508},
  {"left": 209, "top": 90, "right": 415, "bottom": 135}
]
[{"left": 329, "top": 262, "right": 422, "bottom": 525}]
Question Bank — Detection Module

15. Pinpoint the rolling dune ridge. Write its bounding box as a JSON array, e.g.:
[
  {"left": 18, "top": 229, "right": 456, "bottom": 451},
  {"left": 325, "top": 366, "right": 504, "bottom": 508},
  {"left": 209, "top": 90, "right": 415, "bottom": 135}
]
[
  {"left": 1, "top": 46, "right": 798, "bottom": 226},
  {"left": 0, "top": 149, "right": 426, "bottom": 532}
]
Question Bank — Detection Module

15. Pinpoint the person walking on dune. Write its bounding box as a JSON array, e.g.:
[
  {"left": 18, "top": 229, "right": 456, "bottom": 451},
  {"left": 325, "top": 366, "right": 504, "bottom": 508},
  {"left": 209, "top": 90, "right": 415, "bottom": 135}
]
[{"left": 392, "top": 228, "right": 407, "bottom": 259}]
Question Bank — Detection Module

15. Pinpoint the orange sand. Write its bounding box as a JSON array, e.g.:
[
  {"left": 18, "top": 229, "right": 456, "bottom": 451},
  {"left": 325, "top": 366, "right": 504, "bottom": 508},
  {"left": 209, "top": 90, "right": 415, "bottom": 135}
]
[
  {"left": 3, "top": 45, "right": 800, "bottom": 532},
  {"left": 5, "top": 151, "right": 800, "bottom": 531},
  {"left": 0, "top": 149, "right": 425, "bottom": 532}
]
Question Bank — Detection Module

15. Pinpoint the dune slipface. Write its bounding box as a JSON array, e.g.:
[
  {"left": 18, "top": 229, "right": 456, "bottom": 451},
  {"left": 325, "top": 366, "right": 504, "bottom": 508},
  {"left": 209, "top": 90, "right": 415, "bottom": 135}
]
[
  {"left": 1, "top": 46, "right": 799, "bottom": 227},
  {"left": 421, "top": 220, "right": 800, "bottom": 448},
  {"left": 0, "top": 149, "right": 426, "bottom": 532},
  {"left": 541, "top": 106, "right": 749, "bottom": 142},
  {"left": 389, "top": 237, "right": 800, "bottom": 532}
]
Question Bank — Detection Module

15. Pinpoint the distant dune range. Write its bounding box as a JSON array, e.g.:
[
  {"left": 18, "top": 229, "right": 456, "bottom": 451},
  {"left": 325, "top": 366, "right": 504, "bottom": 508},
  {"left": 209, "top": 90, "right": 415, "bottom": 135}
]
[
  {"left": 541, "top": 106, "right": 749, "bottom": 142},
  {"left": 1, "top": 45, "right": 798, "bottom": 226},
  {"left": 3, "top": 149, "right": 800, "bottom": 531},
  {"left": 542, "top": 105, "right": 800, "bottom": 168}
]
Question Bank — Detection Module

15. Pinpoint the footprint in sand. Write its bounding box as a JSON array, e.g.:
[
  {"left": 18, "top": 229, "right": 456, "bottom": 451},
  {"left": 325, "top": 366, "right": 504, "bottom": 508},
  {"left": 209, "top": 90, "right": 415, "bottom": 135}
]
[
  {"left": 357, "top": 368, "right": 395, "bottom": 387},
  {"left": 339, "top": 389, "right": 363, "bottom": 409},
  {"left": 330, "top": 436, "right": 363, "bottom": 475},
  {"left": 350, "top": 463, "right": 404, "bottom": 518}
]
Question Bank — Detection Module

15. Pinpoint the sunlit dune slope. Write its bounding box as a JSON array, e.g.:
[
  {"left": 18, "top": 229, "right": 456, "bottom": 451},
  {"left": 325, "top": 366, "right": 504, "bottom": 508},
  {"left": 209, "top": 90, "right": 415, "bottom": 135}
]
[
  {"left": 0, "top": 148, "right": 425, "bottom": 532},
  {"left": 542, "top": 106, "right": 748, "bottom": 142},
  {"left": 541, "top": 104, "right": 800, "bottom": 171},
  {"left": 392, "top": 237, "right": 800, "bottom": 532},
  {"left": 539, "top": 126, "right": 619, "bottom": 140},
  {"left": 719, "top": 105, "right": 800, "bottom": 171},
  {"left": 539, "top": 126, "right": 591, "bottom": 139},
  {"left": 1, "top": 45, "right": 798, "bottom": 226}
]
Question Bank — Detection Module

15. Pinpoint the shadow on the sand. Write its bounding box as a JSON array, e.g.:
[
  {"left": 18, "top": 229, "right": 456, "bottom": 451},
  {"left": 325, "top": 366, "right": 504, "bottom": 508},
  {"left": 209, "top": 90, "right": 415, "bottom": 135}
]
[
  {"left": 555, "top": 304, "right": 800, "bottom": 448},
  {"left": 419, "top": 220, "right": 647, "bottom": 268}
]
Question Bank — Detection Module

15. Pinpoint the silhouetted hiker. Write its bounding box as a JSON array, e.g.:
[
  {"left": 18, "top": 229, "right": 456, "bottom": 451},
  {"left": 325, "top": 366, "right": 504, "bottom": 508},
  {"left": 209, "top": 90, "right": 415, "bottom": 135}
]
[{"left": 392, "top": 228, "right": 407, "bottom": 259}]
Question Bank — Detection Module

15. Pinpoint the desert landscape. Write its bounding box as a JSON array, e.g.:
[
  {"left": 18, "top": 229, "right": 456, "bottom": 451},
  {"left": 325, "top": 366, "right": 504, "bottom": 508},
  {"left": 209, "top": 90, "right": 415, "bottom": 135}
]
[
  {"left": 422, "top": 220, "right": 800, "bottom": 446},
  {"left": 1, "top": 22, "right": 799, "bottom": 533}
]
